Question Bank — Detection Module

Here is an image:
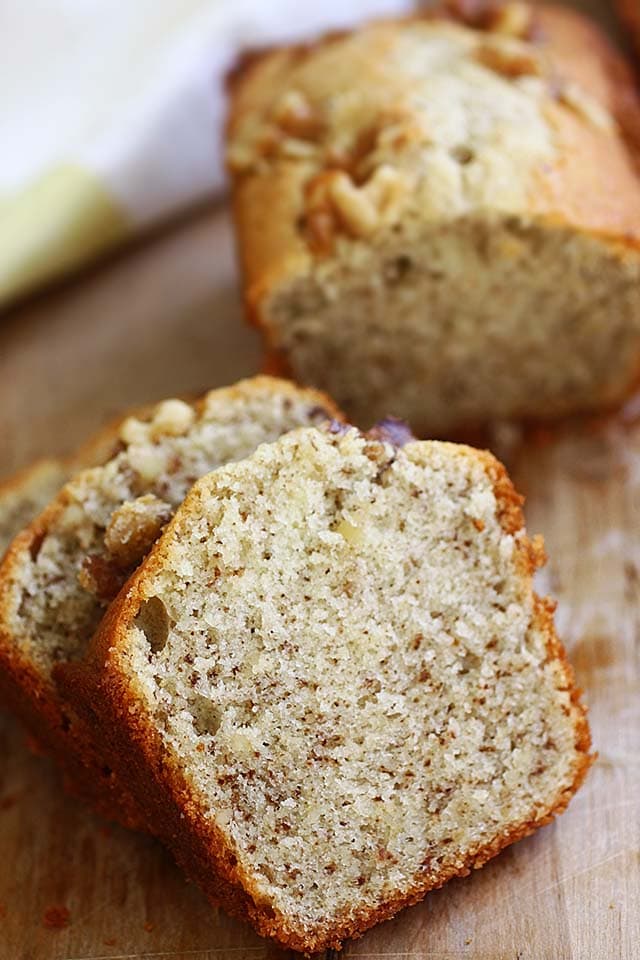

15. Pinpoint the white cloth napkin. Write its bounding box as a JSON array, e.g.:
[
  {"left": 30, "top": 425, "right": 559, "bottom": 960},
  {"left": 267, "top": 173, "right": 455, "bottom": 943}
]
[{"left": 0, "top": 0, "right": 416, "bottom": 308}]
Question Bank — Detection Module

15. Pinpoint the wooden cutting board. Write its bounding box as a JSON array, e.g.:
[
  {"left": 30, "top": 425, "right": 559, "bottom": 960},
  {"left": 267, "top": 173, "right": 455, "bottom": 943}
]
[{"left": 1, "top": 7, "right": 638, "bottom": 952}]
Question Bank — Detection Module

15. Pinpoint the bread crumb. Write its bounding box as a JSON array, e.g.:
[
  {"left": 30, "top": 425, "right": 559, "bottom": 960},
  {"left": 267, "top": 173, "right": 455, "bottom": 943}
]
[{"left": 42, "top": 906, "right": 71, "bottom": 930}]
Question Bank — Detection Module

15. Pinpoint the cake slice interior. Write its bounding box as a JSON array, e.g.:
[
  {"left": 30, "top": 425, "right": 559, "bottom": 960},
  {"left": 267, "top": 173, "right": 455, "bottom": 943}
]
[{"left": 78, "top": 425, "right": 592, "bottom": 950}]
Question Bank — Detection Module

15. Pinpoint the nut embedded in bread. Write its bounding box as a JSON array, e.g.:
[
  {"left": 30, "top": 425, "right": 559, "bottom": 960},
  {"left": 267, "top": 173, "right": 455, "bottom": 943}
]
[
  {"left": 228, "top": 4, "right": 640, "bottom": 435},
  {"left": 70, "top": 425, "right": 592, "bottom": 951},
  {"left": 0, "top": 376, "right": 342, "bottom": 828}
]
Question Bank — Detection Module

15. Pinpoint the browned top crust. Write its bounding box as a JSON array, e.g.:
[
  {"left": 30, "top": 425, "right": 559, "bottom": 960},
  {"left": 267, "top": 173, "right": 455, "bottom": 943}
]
[{"left": 227, "top": 3, "right": 640, "bottom": 312}]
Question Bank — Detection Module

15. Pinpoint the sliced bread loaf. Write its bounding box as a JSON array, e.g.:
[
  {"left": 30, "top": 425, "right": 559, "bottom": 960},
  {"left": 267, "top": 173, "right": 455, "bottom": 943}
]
[
  {"left": 228, "top": 3, "right": 640, "bottom": 435},
  {"left": 68, "top": 425, "right": 592, "bottom": 950},
  {"left": 0, "top": 377, "right": 340, "bottom": 827}
]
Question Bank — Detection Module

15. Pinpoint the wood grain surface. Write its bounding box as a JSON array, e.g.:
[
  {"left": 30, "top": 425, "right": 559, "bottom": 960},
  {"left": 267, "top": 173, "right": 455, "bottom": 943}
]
[{"left": 1, "top": 4, "right": 639, "bottom": 951}]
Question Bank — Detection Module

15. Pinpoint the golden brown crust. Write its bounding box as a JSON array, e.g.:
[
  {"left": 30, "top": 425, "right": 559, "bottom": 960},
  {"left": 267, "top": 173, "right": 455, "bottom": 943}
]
[
  {"left": 228, "top": 4, "right": 640, "bottom": 300},
  {"left": 230, "top": 4, "right": 640, "bottom": 255},
  {"left": 65, "top": 437, "right": 593, "bottom": 953},
  {"left": 0, "top": 378, "right": 343, "bottom": 831},
  {"left": 530, "top": 5, "right": 640, "bottom": 240}
]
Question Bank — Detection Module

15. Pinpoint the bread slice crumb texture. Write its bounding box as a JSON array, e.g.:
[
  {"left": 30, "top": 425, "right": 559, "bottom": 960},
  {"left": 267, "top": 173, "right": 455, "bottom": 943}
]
[
  {"left": 1, "top": 377, "right": 338, "bottom": 677},
  {"left": 120, "top": 428, "right": 590, "bottom": 943}
]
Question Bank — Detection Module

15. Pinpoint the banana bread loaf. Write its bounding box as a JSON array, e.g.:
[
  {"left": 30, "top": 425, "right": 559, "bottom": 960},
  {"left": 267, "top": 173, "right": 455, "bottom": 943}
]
[
  {"left": 228, "top": 3, "right": 640, "bottom": 435},
  {"left": 68, "top": 424, "right": 592, "bottom": 951}
]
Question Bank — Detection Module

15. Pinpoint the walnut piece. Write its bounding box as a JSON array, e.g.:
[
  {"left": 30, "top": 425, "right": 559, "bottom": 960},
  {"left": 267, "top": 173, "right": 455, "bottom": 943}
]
[
  {"left": 475, "top": 40, "right": 543, "bottom": 78},
  {"left": 78, "top": 554, "right": 125, "bottom": 603},
  {"left": 104, "top": 494, "right": 172, "bottom": 568},
  {"left": 150, "top": 400, "right": 195, "bottom": 438},
  {"left": 120, "top": 400, "right": 195, "bottom": 451},
  {"left": 304, "top": 164, "right": 407, "bottom": 248},
  {"left": 447, "top": 0, "right": 532, "bottom": 38},
  {"left": 328, "top": 172, "right": 379, "bottom": 238},
  {"left": 274, "top": 90, "right": 323, "bottom": 141},
  {"left": 228, "top": 91, "right": 322, "bottom": 175}
]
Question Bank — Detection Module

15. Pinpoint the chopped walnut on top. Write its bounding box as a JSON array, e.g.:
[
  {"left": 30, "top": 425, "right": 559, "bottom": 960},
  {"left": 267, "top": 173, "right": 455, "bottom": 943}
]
[
  {"left": 228, "top": 89, "right": 323, "bottom": 174},
  {"left": 151, "top": 399, "right": 196, "bottom": 438},
  {"left": 120, "top": 400, "right": 196, "bottom": 447},
  {"left": 447, "top": 0, "right": 534, "bottom": 39},
  {"left": 304, "top": 164, "right": 408, "bottom": 251},
  {"left": 326, "top": 172, "right": 380, "bottom": 239},
  {"left": 274, "top": 89, "right": 324, "bottom": 141},
  {"left": 475, "top": 38, "right": 543, "bottom": 78}
]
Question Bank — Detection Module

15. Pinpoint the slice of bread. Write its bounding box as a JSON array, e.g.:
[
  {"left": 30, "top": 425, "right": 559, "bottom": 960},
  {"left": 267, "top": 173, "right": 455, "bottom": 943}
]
[
  {"left": 228, "top": 3, "right": 640, "bottom": 435},
  {"left": 0, "top": 461, "right": 68, "bottom": 560},
  {"left": 0, "top": 377, "right": 341, "bottom": 827},
  {"left": 68, "top": 425, "right": 592, "bottom": 951},
  {"left": 0, "top": 415, "right": 133, "bottom": 561}
]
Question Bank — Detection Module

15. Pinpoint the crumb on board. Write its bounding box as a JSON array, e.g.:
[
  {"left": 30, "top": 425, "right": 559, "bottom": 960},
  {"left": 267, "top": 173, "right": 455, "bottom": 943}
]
[{"left": 42, "top": 905, "right": 71, "bottom": 930}]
